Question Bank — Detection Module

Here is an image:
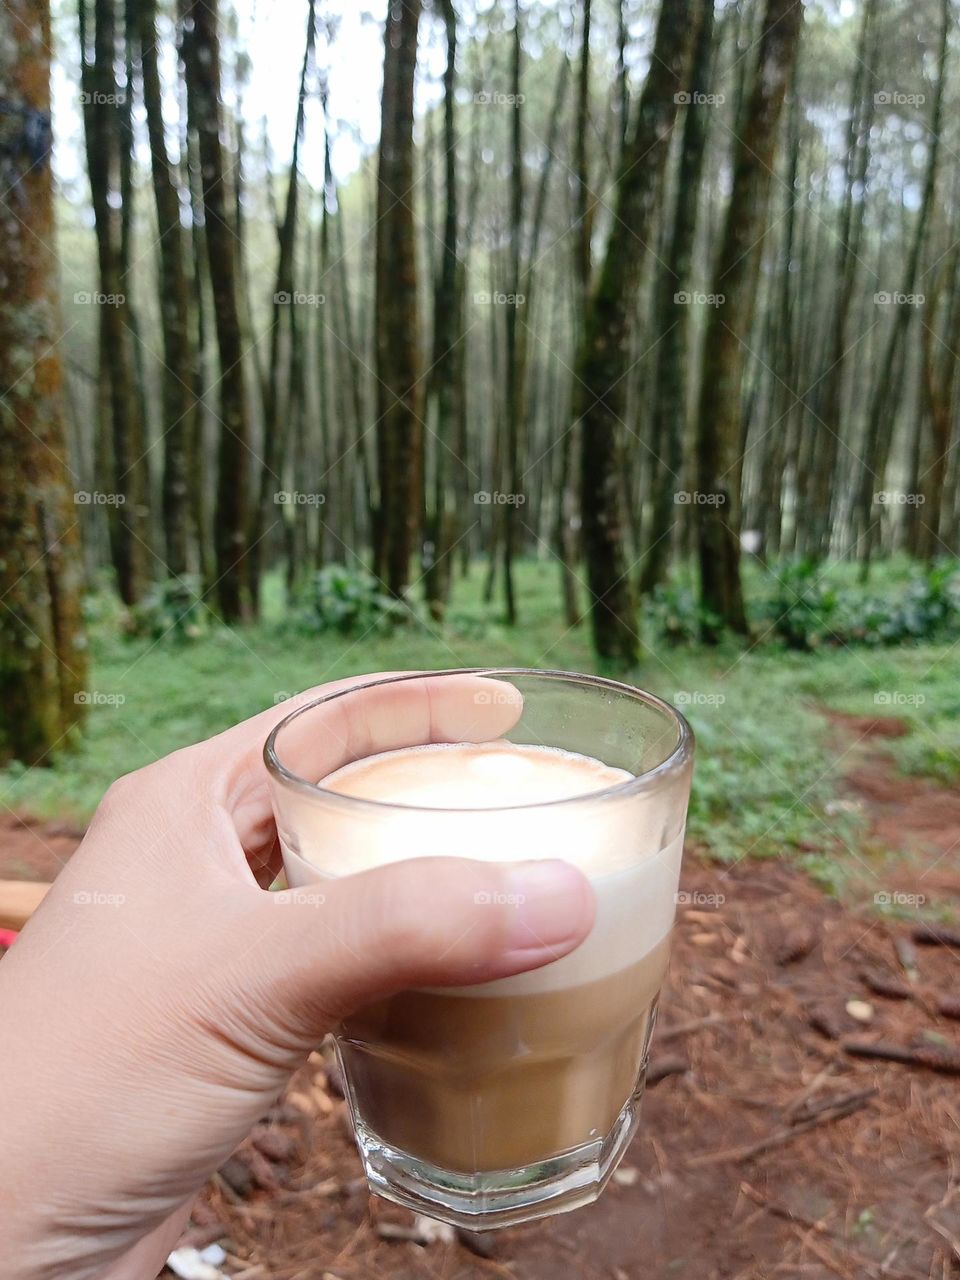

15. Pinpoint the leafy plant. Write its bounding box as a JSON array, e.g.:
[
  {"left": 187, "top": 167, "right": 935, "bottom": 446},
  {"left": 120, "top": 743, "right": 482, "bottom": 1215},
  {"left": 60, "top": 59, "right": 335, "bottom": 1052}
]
[
  {"left": 307, "top": 565, "right": 407, "bottom": 634},
  {"left": 125, "top": 577, "right": 207, "bottom": 641}
]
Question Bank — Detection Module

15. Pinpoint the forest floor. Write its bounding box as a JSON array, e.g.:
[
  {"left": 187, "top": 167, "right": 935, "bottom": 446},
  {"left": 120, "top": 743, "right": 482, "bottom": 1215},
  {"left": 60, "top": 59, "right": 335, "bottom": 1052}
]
[{"left": 3, "top": 704, "right": 959, "bottom": 1279}]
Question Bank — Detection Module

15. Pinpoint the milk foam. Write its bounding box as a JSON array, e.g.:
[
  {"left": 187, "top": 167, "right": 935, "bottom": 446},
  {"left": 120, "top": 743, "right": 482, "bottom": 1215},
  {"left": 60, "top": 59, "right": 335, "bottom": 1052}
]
[
  {"left": 322, "top": 741, "right": 633, "bottom": 808},
  {"left": 279, "top": 742, "right": 685, "bottom": 993}
]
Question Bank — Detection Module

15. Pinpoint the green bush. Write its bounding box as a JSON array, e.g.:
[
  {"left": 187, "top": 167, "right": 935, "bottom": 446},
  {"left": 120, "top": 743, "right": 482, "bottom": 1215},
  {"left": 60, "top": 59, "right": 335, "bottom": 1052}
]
[{"left": 305, "top": 564, "right": 408, "bottom": 635}]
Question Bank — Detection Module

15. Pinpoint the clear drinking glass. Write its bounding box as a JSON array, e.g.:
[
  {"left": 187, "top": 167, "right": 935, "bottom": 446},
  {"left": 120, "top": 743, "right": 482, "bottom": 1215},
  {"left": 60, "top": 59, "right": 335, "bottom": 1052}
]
[{"left": 264, "top": 669, "right": 694, "bottom": 1230}]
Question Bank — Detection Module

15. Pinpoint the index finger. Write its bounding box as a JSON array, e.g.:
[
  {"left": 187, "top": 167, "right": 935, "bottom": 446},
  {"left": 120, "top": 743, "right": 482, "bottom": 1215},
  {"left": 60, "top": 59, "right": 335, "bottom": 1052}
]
[{"left": 209, "top": 671, "right": 524, "bottom": 868}]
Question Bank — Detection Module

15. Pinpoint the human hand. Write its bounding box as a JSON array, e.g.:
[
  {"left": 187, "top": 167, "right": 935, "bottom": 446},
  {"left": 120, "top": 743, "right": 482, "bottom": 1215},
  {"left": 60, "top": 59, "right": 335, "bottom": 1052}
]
[{"left": 0, "top": 673, "right": 594, "bottom": 1280}]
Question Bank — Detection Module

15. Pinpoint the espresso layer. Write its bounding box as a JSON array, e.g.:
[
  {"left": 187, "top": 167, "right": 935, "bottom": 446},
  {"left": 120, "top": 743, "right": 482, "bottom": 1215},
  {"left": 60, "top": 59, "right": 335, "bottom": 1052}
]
[{"left": 337, "top": 937, "right": 671, "bottom": 1173}]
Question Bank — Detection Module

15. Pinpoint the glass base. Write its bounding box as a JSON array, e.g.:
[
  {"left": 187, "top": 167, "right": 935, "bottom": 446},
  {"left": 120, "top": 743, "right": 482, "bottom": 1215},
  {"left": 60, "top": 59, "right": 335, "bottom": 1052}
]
[{"left": 353, "top": 1088, "right": 643, "bottom": 1231}]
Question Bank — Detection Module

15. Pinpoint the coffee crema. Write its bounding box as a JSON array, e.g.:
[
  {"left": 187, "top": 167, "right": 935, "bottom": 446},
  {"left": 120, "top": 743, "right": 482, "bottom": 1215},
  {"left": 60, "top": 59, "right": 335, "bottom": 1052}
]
[{"left": 301, "top": 741, "right": 683, "bottom": 1173}]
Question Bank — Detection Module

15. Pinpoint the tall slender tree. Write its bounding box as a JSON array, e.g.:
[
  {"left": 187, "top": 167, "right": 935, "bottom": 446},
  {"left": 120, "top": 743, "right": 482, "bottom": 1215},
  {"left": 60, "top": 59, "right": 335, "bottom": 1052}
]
[
  {"left": 78, "top": 0, "right": 150, "bottom": 604},
  {"left": 576, "top": 0, "right": 700, "bottom": 663},
  {"left": 182, "top": 0, "right": 252, "bottom": 621},
  {"left": 374, "top": 0, "right": 423, "bottom": 598},
  {"left": 695, "top": 0, "right": 803, "bottom": 638},
  {"left": 640, "top": 0, "right": 716, "bottom": 596},
  {"left": 139, "top": 0, "right": 195, "bottom": 579}
]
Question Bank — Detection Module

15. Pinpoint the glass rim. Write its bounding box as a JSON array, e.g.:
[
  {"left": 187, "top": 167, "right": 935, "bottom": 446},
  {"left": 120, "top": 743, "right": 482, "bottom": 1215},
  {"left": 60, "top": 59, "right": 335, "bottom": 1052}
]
[{"left": 263, "top": 667, "right": 694, "bottom": 815}]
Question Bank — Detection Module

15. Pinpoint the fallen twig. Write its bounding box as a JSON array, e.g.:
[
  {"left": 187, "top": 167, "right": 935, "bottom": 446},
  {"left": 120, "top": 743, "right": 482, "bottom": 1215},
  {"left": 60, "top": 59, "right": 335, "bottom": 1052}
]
[
  {"left": 686, "top": 1091, "right": 874, "bottom": 1167},
  {"left": 842, "top": 1038, "right": 960, "bottom": 1074}
]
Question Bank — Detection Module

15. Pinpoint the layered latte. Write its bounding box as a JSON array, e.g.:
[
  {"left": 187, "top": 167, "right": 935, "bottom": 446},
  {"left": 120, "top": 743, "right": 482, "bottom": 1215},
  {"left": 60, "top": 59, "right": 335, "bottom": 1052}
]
[{"left": 282, "top": 741, "right": 683, "bottom": 1175}]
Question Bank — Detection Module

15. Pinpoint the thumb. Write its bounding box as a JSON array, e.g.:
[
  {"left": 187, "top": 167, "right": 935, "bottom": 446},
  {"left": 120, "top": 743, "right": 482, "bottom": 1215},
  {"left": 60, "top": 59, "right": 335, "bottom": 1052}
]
[{"left": 250, "top": 857, "right": 595, "bottom": 1037}]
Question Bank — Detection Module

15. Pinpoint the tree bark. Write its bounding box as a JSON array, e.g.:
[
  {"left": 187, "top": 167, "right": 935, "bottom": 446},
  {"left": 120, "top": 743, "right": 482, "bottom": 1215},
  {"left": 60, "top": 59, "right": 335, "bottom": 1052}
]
[
  {"left": 424, "top": 0, "right": 462, "bottom": 620},
  {"left": 182, "top": 0, "right": 252, "bottom": 621},
  {"left": 576, "top": 0, "right": 699, "bottom": 664},
  {"left": 695, "top": 0, "right": 803, "bottom": 639},
  {"left": 640, "top": 0, "right": 715, "bottom": 596},
  {"left": 78, "top": 0, "right": 150, "bottom": 605},
  {"left": 374, "top": 0, "right": 423, "bottom": 598},
  {"left": 0, "top": 0, "right": 88, "bottom": 763},
  {"left": 139, "top": 0, "right": 195, "bottom": 579}
]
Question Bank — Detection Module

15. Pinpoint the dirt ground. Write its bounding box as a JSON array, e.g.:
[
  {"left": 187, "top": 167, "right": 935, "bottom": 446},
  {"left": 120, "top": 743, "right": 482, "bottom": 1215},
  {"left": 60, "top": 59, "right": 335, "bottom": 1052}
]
[{"left": 2, "top": 713, "right": 959, "bottom": 1280}]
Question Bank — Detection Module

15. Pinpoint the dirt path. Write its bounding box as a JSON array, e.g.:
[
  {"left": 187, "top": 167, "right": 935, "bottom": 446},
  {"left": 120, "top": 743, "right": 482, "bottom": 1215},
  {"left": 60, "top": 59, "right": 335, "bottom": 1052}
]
[{"left": 2, "top": 724, "right": 959, "bottom": 1279}]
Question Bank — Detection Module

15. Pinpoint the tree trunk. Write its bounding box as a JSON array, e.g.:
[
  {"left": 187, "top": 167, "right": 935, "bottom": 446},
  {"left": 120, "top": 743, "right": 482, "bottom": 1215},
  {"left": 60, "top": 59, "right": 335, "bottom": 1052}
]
[
  {"left": 640, "top": 0, "right": 715, "bottom": 596},
  {"left": 374, "top": 0, "right": 423, "bottom": 598},
  {"left": 78, "top": 0, "right": 150, "bottom": 605},
  {"left": 695, "top": 0, "right": 803, "bottom": 639},
  {"left": 139, "top": 0, "right": 195, "bottom": 580},
  {"left": 424, "top": 0, "right": 462, "bottom": 620},
  {"left": 576, "top": 0, "right": 699, "bottom": 664},
  {"left": 855, "top": 0, "right": 948, "bottom": 579},
  {"left": 0, "top": 0, "right": 88, "bottom": 763},
  {"left": 501, "top": 0, "right": 523, "bottom": 623},
  {"left": 248, "top": 0, "right": 316, "bottom": 612},
  {"left": 181, "top": 0, "right": 251, "bottom": 621}
]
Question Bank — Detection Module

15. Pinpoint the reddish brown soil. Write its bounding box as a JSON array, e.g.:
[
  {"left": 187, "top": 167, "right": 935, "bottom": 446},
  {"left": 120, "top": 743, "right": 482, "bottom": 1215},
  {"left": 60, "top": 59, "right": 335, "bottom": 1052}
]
[{"left": 3, "top": 722, "right": 960, "bottom": 1280}]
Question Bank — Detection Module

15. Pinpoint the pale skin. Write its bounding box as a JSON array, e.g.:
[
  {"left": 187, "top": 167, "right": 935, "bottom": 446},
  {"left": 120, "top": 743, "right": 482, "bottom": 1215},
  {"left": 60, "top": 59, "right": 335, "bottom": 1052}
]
[{"left": 0, "top": 674, "right": 595, "bottom": 1280}]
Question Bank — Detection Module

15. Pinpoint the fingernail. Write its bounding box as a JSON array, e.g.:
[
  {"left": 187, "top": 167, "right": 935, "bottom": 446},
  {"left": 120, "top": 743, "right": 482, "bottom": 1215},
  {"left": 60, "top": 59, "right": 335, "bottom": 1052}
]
[{"left": 502, "top": 860, "right": 594, "bottom": 956}]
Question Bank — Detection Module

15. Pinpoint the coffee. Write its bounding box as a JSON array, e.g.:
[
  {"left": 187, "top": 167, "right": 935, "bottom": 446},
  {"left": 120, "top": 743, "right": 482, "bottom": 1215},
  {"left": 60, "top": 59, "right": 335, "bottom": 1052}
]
[{"left": 312, "top": 742, "right": 681, "bottom": 1174}]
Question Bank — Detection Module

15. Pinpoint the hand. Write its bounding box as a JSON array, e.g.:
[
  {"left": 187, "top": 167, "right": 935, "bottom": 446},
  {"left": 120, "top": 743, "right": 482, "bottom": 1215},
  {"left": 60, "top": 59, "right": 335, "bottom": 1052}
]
[{"left": 0, "top": 673, "right": 594, "bottom": 1280}]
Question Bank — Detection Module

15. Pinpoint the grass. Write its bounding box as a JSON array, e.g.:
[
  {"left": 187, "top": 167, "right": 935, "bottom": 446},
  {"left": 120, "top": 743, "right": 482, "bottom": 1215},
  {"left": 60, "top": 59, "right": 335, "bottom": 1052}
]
[{"left": 2, "top": 560, "right": 957, "bottom": 899}]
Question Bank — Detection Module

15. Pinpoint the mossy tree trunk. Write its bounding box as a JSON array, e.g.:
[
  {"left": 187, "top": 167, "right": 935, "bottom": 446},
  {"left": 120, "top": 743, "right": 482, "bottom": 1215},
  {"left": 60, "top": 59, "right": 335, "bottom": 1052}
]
[
  {"left": 138, "top": 0, "right": 196, "bottom": 580},
  {"left": 695, "top": 0, "right": 803, "bottom": 639},
  {"left": 576, "top": 0, "right": 699, "bottom": 664},
  {"left": 78, "top": 0, "right": 150, "bottom": 605},
  {"left": 0, "top": 0, "right": 89, "bottom": 763},
  {"left": 182, "top": 0, "right": 252, "bottom": 621},
  {"left": 373, "top": 0, "right": 423, "bottom": 598}
]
